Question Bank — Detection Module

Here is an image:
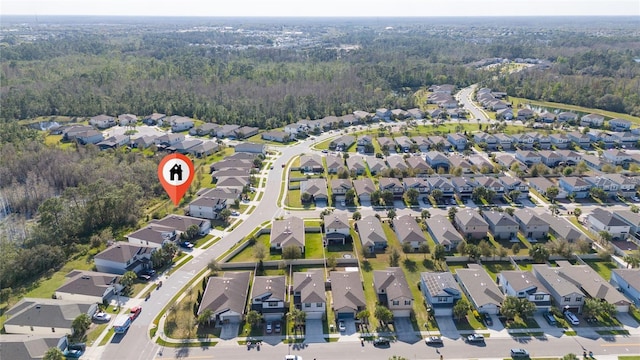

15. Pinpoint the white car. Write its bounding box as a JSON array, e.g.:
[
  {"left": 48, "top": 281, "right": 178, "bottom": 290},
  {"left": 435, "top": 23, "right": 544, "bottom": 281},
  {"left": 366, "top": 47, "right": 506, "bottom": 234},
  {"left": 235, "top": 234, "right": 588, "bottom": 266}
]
[
  {"left": 564, "top": 311, "right": 580, "bottom": 325},
  {"left": 231, "top": 211, "right": 240, "bottom": 216},
  {"left": 92, "top": 312, "right": 111, "bottom": 322},
  {"left": 338, "top": 321, "right": 346, "bottom": 332}
]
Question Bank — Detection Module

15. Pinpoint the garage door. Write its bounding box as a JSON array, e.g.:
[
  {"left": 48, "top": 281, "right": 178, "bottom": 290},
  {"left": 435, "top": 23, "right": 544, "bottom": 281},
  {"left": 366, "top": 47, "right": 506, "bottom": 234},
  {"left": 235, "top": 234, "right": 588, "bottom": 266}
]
[
  {"left": 337, "top": 312, "right": 354, "bottom": 319},
  {"left": 433, "top": 307, "right": 452, "bottom": 316},
  {"left": 393, "top": 310, "right": 411, "bottom": 317}
]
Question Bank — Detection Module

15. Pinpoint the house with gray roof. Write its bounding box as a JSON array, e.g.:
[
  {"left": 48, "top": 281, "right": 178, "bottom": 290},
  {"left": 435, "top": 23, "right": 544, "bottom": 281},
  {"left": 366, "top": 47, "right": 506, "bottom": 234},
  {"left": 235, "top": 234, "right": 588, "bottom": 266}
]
[
  {"left": 411, "top": 136, "right": 431, "bottom": 152},
  {"left": 0, "top": 335, "right": 67, "bottom": 360},
  {"left": 454, "top": 209, "right": 489, "bottom": 240},
  {"left": 89, "top": 114, "right": 116, "bottom": 129},
  {"left": 532, "top": 264, "right": 585, "bottom": 314},
  {"left": 168, "top": 138, "right": 202, "bottom": 154},
  {"left": 373, "top": 268, "right": 414, "bottom": 317},
  {"left": 558, "top": 177, "right": 591, "bottom": 199},
  {"left": 482, "top": 211, "right": 518, "bottom": 240},
  {"left": 393, "top": 215, "right": 426, "bottom": 251},
  {"left": 330, "top": 271, "right": 366, "bottom": 319},
  {"left": 498, "top": 176, "right": 529, "bottom": 199},
  {"left": 330, "top": 179, "right": 353, "bottom": 203},
  {"left": 300, "top": 154, "right": 324, "bottom": 172},
  {"left": 4, "top": 298, "right": 98, "bottom": 335},
  {"left": 251, "top": 275, "right": 287, "bottom": 321},
  {"left": 262, "top": 130, "right": 290, "bottom": 143},
  {"left": 538, "top": 213, "right": 586, "bottom": 243},
  {"left": 234, "top": 142, "right": 266, "bottom": 154},
  {"left": 215, "top": 124, "right": 240, "bottom": 138},
  {"left": 605, "top": 173, "right": 638, "bottom": 198},
  {"left": 610, "top": 269, "right": 640, "bottom": 307},
  {"left": 496, "top": 271, "right": 551, "bottom": 312},
  {"left": 425, "top": 215, "right": 463, "bottom": 251},
  {"left": 386, "top": 155, "right": 408, "bottom": 171},
  {"left": 151, "top": 214, "right": 211, "bottom": 235},
  {"left": 353, "top": 178, "right": 376, "bottom": 203},
  {"left": 324, "top": 213, "right": 351, "bottom": 245},
  {"left": 528, "top": 177, "right": 562, "bottom": 198},
  {"left": 394, "top": 136, "right": 413, "bottom": 152},
  {"left": 364, "top": 156, "right": 388, "bottom": 175},
  {"left": 127, "top": 224, "right": 177, "bottom": 249},
  {"left": 580, "top": 113, "right": 605, "bottom": 127},
  {"left": 513, "top": 209, "right": 549, "bottom": 241},
  {"left": 331, "top": 135, "right": 356, "bottom": 151},
  {"left": 420, "top": 272, "right": 462, "bottom": 316},
  {"left": 448, "top": 154, "right": 473, "bottom": 173},
  {"left": 403, "top": 177, "right": 430, "bottom": 196},
  {"left": 198, "top": 271, "right": 251, "bottom": 325},
  {"left": 452, "top": 177, "right": 475, "bottom": 199},
  {"left": 270, "top": 217, "right": 305, "bottom": 252},
  {"left": 426, "top": 176, "right": 454, "bottom": 198},
  {"left": 346, "top": 155, "right": 367, "bottom": 175},
  {"left": 379, "top": 177, "right": 404, "bottom": 198},
  {"left": 425, "top": 151, "right": 450, "bottom": 172},
  {"left": 356, "top": 216, "right": 387, "bottom": 253},
  {"left": 55, "top": 270, "right": 121, "bottom": 304},
  {"left": 447, "top": 133, "right": 467, "bottom": 151},
  {"left": 377, "top": 137, "right": 396, "bottom": 152},
  {"left": 613, "top": 210, "right": 640, "bottom": 235},
  {"left": 300, "top": 178, "right": 328, "bottom": 204},
  {"left": 325, "top": 154, "right": 346, "bottom": 174},
  {"left": 406, "top": 156, "right": 431, "bottom": 173},
  {"left": 549, "top": 133, "right": 570, "bottom": 149},
  {"left": 189, "top": 187, "right": 240, "bottom": 220},
  {"left": 566, "top": 131, "right": 591, "bottom": 148},
  {"left": 587, "top": 208, "right": 630, "bottom": 241},
  {"left": 293, "top": 270, "right": 326, "bottom": 319},
  {"left": 455, "top": 264, "right": 504, "bottom": 315},
  {"left": 94, "top": 242, "right": 154, "bottom": 275}
]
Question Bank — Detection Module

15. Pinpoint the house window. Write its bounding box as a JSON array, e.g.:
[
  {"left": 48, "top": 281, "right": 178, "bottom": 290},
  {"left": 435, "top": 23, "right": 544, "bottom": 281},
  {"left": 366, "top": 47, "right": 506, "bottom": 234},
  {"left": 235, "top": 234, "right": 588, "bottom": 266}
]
[
  {"left": 404, "top": 300, "right": 411, "bottom": 306},
  {"left": 317, "top": 303, "right": 323, "bottom": 307},
  {"left": 575, "top": 297, "right": 582, "bottom": 302},
  {"left": 563, "top": 297, "right": 571, "bottom": 302},
  {"left": 392, "top": 300, "right": 399, "bottom": 306},
  {"left": 438, "top": 297, "right": 448, "bottom": 302},
  {"left": 305, "top": 303, "right": 311, "bottom": 308},
  {"left": 534, "top": 294, "right": 544, "bottom": 301}
]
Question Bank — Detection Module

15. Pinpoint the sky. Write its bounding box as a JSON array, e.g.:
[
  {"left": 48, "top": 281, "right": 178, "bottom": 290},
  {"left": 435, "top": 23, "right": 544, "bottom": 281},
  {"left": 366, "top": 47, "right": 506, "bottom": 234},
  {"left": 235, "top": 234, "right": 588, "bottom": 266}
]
[{"left": 2, "top": 0, "right": 639, "bottom": 17}]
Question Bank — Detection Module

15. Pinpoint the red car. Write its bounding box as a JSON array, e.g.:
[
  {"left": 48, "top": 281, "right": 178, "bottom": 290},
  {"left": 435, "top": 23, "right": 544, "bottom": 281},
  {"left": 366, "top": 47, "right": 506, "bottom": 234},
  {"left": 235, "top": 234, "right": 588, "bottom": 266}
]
[{"left": 129, "top": 306, "right": 142, "bottom": 321}]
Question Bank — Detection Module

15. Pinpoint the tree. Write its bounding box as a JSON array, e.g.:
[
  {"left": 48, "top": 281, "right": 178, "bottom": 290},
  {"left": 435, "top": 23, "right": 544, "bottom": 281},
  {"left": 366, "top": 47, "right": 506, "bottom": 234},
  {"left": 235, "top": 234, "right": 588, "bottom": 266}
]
[
  {"left": 421, "top": 209, "right": 431, "bottom": 220},
  {"left": 508, "top": 190, "right": 521, "bottom": 202},
  {"left": 478, "top": 240, "right": 493, "bottom": 258},
  {"left": 511, "top": 243, "right": 521, "bottom": 255},
  {"left": 207, "top": 259, "right": 221, "bottom": 275},
  {"left": 590, "top": 187, "right": 607, "bottom": 202},
  {"left": 576, "top": 239, "right": 592, "bottom": 254},
  {"left": 546, "top": 186, "right": 560, "bottom": 203},
  {"left": 464, "top": 243, "right": 480, "bottom": 261},
  {"left": 387, "top": 209, "right": 397, "bottom": 221},
  {"left": 448, "top": 207, "right": 458, "bottom": 221},
  {"left": 219, "top": 208, "right": 232, "bottom": 224},
  {"left": 253, "top": 242, "right": 267, "bottom": 261},
  {"left": 282, "top": 245, "right": 302, "bottom": 260},
  {"left": 197, "top": 309, "right": 213, "bottom": 326},
  {"left": 375, "top": 305, "right": 394, "bottom": 324},
  {"left": 573, "top": 207, "right": 582, "bottom": 219},
  {"left": 562, "top": 354, "right": 579, "bottom": 360},
  {"left": 120, "top": 270, "right": 137, "bottom": 290},
  {"left": 327, "top": 253, "right": 338, "bottom": 270},
  {"left": 356, "top": 309, "right": 370, "bottom": 324},
  {"left": 404, "top": 188, "right": 419, "bottom": 204},
  {"left": 529, "top": 244, "right": 550, "bottom": 263},
  {"left": 72, "top": 313, "right": 92, "bottom": 337},
  {"left": 453, "top": 298, "right": 471, "bottom": 321},
  {"left": 624, "top": 251, "right": 640, "bottom": 268},
  {"left": 418, "top": 242, "right": 430, "bottom": 254},
  {"left": 497, "top": 246, "right": 508, "bottom": 259},
  {"left": 504, "top": 207, "right": 515, "bottom": 216},
  {"left": 301, "top": 192, "right": 312, "bottom": 203},
  {"left": 500, "top": 296, "right": 536, "bottom": 320},
  {"left": 432, "top": 244, "right": 445, "bottom": 262},
  {"left": 352, "top": 211, "right": 362, "bottom": 221},
  {"left": 245, "top": 310, "right": 263, "bottom": 328},
  {"left": 431, "top": 189, "right": 444, "bottom": 203},
  {"left": 598, "top": 230, "right": 612, "bottom": 244},
  {"left": 44, "top": 348, "right": 65, "bottom": 360},
  {"left": 389, "top": 247, "right": 401, "bottom": 267}
]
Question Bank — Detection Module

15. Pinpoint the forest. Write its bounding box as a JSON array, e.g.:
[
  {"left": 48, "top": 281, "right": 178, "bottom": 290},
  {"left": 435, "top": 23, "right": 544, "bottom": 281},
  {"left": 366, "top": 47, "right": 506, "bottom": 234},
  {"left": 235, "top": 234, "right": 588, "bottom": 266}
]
[{"left": 1, "top": 15, "right": 639, "bottom": 300}]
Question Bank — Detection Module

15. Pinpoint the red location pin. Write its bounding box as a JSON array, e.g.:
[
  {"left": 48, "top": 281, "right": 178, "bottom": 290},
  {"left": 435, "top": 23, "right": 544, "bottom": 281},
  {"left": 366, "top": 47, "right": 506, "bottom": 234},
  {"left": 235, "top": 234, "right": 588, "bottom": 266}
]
[{"left": 158, "top": 153, "right": 195, "bottom": 206}]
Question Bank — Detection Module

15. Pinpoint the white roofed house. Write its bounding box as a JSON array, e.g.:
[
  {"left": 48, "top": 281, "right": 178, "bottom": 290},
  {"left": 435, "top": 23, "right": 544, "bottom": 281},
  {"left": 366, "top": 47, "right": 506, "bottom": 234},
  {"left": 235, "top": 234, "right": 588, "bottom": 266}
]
[
  {"left": 393, "top": 215, "right": 426, "bottom": 251},
  {"left": 293, "top": 270, "right": 326, "bottom": 319},
  {"left": 455, "top": 264, "right": 504, "bottom": 315},
  {"left": 270, "top": 217, "right": 305, "bottom": 253},
  {"left": 496, "top": 271, "right": 552, "bottom": 312},
  {"left": 250, "top": 275, "right": 287, "bottom": 321},
  {"left": 373, "top": 268, "right": 414, "bottom": 317}
]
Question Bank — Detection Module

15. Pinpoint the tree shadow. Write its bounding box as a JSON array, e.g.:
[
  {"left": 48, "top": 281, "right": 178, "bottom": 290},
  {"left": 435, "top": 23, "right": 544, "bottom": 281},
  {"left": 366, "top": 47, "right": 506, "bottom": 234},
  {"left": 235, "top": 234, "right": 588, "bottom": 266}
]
[
  {"left": 361, "top": 260, "right": 372, "bottom": 272},
  {"left": 403, "top": 258, "right": 417, "bottom": 272}
]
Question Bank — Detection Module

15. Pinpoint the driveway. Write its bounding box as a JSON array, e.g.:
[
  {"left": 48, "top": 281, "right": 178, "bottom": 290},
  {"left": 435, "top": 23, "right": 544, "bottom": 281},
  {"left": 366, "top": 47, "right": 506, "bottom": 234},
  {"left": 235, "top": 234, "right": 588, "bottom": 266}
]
[
  {"left": 338, "top": 318, "right": 357, "bottom": 336},
  {"left": 219, "top": 323, "right": 240, "bottom": 340},
  {"left": 304, "top": 319, "right": 325, "bottom": 343},
  {"left": 435, "top": 316, "right": 459, "bottom": 339},
  {"left": 393, "top": 317, "right": 420, "bottom": 344}
]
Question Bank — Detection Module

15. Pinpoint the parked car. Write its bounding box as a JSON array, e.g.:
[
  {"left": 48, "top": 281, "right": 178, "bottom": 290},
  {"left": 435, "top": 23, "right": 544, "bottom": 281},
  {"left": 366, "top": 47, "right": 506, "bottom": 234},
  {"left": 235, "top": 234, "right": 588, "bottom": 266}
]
[
  {"left": 425, "top": 336, "right": 443, "bottom": 346},
  {"left": 68, "top": 343, "right": 86, "bottom": 352},
  {"left": 129, "top": 306, "right": 142, "bottom": 321},
  {"left": 137, "top": 274, "right": 151, "bottom": 281},
  {"left": 179, "top": 241, "right": 194, "bottom": 249},
  {"left": 510, "top": 348, "right": 530, "bottom": 358},
  {"left": 373, "top": 337, "right": 390, "bottom": 347},
  {"left": 266, "top": 321, "right": 273, "bottom": 334},
  {"left": 92, "top": 312, "right": 111, "bottom": 322},
  {"left": 141, "top": 269, "right": 156, "bottom": 277},
  {"left": 544, "top": 312, "right": 557, "bottom": 326},
  {"left": 466, "top": 334, "right": 485, "bottom": 343},
  {"left": 275, "top": 322, "right": 281, "bottom": 333},
  {"left": 231, "top": 211, "right": 240, "bottom": 216},
  {"left": 564, "top": 311, "right": 580, "bottom": 325},
  {"left": 482, "top": 313, "right": 493, "bottom": 326},
  {"left": 338, "top": 321, "right": 346, "bottom": 332},
  {"left": 64, "top": 349, "right": 83, "bottom": 358}
]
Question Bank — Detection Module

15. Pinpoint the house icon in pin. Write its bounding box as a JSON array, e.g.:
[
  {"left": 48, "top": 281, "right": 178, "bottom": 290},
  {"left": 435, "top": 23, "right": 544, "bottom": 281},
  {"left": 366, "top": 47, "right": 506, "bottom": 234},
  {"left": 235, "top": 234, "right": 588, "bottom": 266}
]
[{"left": 169, "top": 164, "right": 183, "bottom": 181}]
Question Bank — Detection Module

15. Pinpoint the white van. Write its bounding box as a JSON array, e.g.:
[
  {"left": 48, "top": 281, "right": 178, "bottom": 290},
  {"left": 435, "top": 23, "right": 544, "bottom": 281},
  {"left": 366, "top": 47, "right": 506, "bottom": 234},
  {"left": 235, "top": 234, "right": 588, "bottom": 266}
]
[{"left": 564, "top": 311, "right": 580, "bottom": 325}]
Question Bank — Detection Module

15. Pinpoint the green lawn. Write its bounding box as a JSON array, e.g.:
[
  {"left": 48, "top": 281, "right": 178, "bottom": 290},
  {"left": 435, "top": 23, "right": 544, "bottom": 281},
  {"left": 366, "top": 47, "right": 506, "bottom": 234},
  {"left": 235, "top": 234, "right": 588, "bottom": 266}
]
[
  {"left": 228, "top": 234, "right": 279, "bottom": 262},
  {"left": 584, "top": 259, "right": 616, "bottom": 281},
  {"left": 23, "top": 249, "right": 98, "bottom": 299},
  {"left": 305, "top": 233, "right": 325, "bottom": 259},
  {"left": 85, "top": 323, "right": 108, "bottom": 346},
  {"left": 483, "top": 262, "right": 515, "bottom": 280},
  {"left": 510, "top": 97, "right": 640, "bottom": 124}
]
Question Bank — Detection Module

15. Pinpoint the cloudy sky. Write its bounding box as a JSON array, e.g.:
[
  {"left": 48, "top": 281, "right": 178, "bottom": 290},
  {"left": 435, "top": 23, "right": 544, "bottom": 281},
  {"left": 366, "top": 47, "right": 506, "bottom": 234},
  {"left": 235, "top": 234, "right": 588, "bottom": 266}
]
[{"left": 2, "top": 0, "right": 639, "bottom": 17}]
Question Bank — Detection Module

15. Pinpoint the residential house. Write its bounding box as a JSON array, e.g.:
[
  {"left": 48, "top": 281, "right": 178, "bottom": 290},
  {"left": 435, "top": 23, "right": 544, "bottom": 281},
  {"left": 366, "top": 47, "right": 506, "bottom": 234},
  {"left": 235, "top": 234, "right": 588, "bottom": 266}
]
[
  {"left": 538, "top": 150, "right": 563, "bottom": 167},
  {"left": 456, "top": 264, "right": 504, "bottom": 315},
  {"left": 609, "top": 118, "right": 632, "bottom": 131},
  {"left": 167, "top": 138, "right": 202, "bottom": 154},
  {"left": 131, "top": 135, "right": 155, "bottom": 149},
  {"left": 300, "top": 154, "right": 324, "bottom": 173},
  {"left": 379, "top": 177, "right": 404, "bottom": 199},
  {"left": 557, "top": 112, "right": 578, "bottom": 122},
  {"left": 538, "top": 213, "right": 586, "bottom": 243},
  {"left": 448, "top": 154, "right": 473, "bottom": 174},
  {"left": 143, "top": 113, "right": 166, "bottom": 125},
  {"left": 473, "top": 176, "right": 505, "bottom": 197},
  {"left": 539, "top": 111, "right": 556, "bottom": 123},
  {"left": 155, "top": 133, "right": 185, "bottom": 147},
  {"left": 97, "top": 134, "right": 130, "bottom": 150},
  {"left": 209, "top": 158, "right": 254, "bottom": 173},
  {"left": 190, "top": 123, "right": 220, "bottom": 136},
  {"left": 284, "top": 122, "right": 309, "bottom": 136},
  {"left": 127, "top": 224, "right": 177, "bottom": 249},
  {"left": 189, "top": 187, "right": 240, "bottom": 219},
  {"left": 151, "top": 214, "right": 211, "bottom": 235},
  {"left": 584, "top": 176, "right": 619, "bottom": 198},
  {"left": 613, "top": 131, "right": 640, "bottom": 148},
  {"left": 377, "top": 137, "right": 396, "bottom": 152},
  {"left": 74, "top": 130, "right": 104, "bottom": 145},
  {"left": 54, "top": 270, "right": 121, "bottom": 304},
  {"left": 292, "top": 271, "right": 326, "bottom": 319},
  {"left": 386, "top": 155, "right": 408, "bottom": 171},
  {"left": 610, "top": 269, "right": 640, "bottom": 307},
  {"left": 346, "top": 156, "right": 367, "bottom": 175},
  {"left": 324, "top": 213, "right": 351, "bottom": 245},
  {"left": 169, "top": 116, "right": 194, "bottom": 132},
  {"left": 406, "top": 156, "right": 431, "bottom": 173},
  {"left": 189, "top": 141, "right": 218, "bottom": 158},
  {"left": 331, "top": 135, "right": 356, "bottom": 152},
  {"left": 513, "top": 209, "right": 549, "bottom": 240},
  {"left": 528, "top": 177, "right": 562, "bottom": 198},
  {"left": 473, "top": 132, "right": 498, "bottom": 150},
  {"left": 566, "top": 131, "right": 591, "bottom": 149},
  {"left": 549, "top": 134, "right": 570, "bottom": 149},
  {"left": 429, "top": 84, "right": 455, "bottom": 94},
  {"left": 89, "top": 114, "right": 116, "bottom": 129},
  {"left": 590, "top": 130, "right": 617, "bottom": 149},
  {"left": 393, "top": 215, "right": 426, "bottom": 251},
  {"left": 498, "top": 176, "right": 529, "bottom": 199},
  {"left": 515, "top": 150, "right": 541, "bottom": 166},
  {"left": 467, "top": 155, "right": 494, "bottom": 172},
  {"left": 496, "top": 108, "right": 514, "bottom": 120},
  {"left": 270, "top": 217, "right": 305, "bottom": 252},
  {"left": 403, "top": 177, "right": 430, "bottom": 197},
  {"left": 234, "top": 142, "right": 266, "bottom": 155},
  {"left": 612, "top": 210, "right": 640, "bottom": 235},
  {"left": 117, "top": 114, "right": 137, "bottom": 126},
  {"left": 262, "top": 130, "right": 290, "bottom": 143},
  {"left": 425, "top": 151, "right": 450, "bottom": 172},
  {"left": 454, "top": 209, "right": 489, "bottom": 240},
  {"left": 198, "top": 271, "right": 251, "bottom": 325},
  {"left": 326, "top": 154, "right": 345, "bottom": 174},
  {"left": 300, "top": 179, "right": 329, "bottom": 204},
  {"left": 412, "top": 136, "right": 431, "bottom": 152},
  {"left": 427, "top": 136, "right": 449, "bottom": 151},
  {"left": 558, "top": 177, "right": 590, "bottom": 199},
  {"left": 94, "top": 242, "right": 154, "bottom": 275},
  {"left": 482, "top": 211, "right": 518, "bottom": 240},
  {"left": 447, "top": 133, "right": 467, "bottom": 151},
  {"left": 495, "top": 154, "right": 525, "bottom": 171},
  {"left": 587, "top": 208, "right": 630, "bottom": 241},
  {"left": 356, "top": 216, "right": 388, "bottom": 253},
  {"left": 251, "top": 275, "right": 287, "bottom": 321},
  {"left": 494, "top": 133, "right": 514, "bottom": 150},
  {"left": 517, "top": 108, "right": 535, "bottom": 120},
  {"left": 330, "top": 271, "right": 366, "bottom": 319},
  {"left": 0, "top": 335, "right": 69, "bottom": 360},
  {"left": 353, "top": 178, "right": 376, "bottom": 203},
  {"left": 3, "top": 299, "right": 97, "bottom": 335},
  {"left": 603, "top": 149, "right": 632, "bottom": 166},
  {"left": 215, "top": 124, "right": 240, "bottom": 138},
  {"left": 426, "top": 176, "right": 455, "bottom": 198},
  {"left": 373, "top": 268, "right": 414, "bottom": 317},
  {"left": 234, "top": 126, "right": 259, "bottom": 139},
  {"left": 353, "top": 110, "right": 373, "bottom": 122},
  {"left": 375, "top": 108, "right": 392, "bottom": 121},
  {"left": 394, "top": 136, "right": 413, "bottom": 153},
  {"left": 365, "top": 156, "right": 388, "bottom": 175},
  {"left": 452, "top": 177, "right": 475, "bottom": 199},
  {"left": 357, "top": 135, "right": 374, "bottom": 153},
  {"left": 580, "top": 113, "right": 605, "bottom": 127},
  {"left": 407, "top": 108, "right": 424, "bottom": 120},
  {"left": 556, "top": 150, "right": 582, "bottom": 165},
  {"left": 330, "top": 179, "right": 353, "bottom": 203},
  {"left": 426, "top": 215, "right": 463, "bottom": 251},
  {"left": 419, "top": 272, "right": 462, "bottom": 316},
  {"left": 496, "top": 271, "right": 551, "bottom": 312}
]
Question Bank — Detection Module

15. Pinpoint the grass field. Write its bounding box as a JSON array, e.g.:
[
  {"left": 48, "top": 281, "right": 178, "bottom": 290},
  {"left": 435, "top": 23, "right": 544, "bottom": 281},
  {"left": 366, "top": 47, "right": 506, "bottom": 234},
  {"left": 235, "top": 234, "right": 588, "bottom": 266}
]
[
  {"left": 584, "top": 259, "right": 616, "bottom": 281},
  {"left": 510, "top": 97, "right": 640, "bottom": 124},
  {"left": 305, "top": 232, "right": 325, "bottom": 259}
]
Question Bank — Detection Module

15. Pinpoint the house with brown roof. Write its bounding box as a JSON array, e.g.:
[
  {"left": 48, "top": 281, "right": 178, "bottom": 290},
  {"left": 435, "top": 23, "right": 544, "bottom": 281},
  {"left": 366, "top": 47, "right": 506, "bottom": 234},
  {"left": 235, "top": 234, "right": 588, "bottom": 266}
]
[
  {"left": 325, "top": 154, "right": 346, "bottom": 174},
  {"left": 406, "top": 156, "right": 431, "bottom": 173},
  {"left": 300, "top": 178, "right": 328, "bottom": 204},
  {"left": 330, "top": 179, "right": 353, "bottom": 202},
  {"left": 293, "top": 270, "right": 326, "bottom": 319},
  {"left": 386, "top": 155, "right": 408, "bottom": 171},
  {"left": 346, "top": 156, "right": 367, "bottom": 175},
  {"left": 393, "top": 215, "right": 426, "bottom": 251},
  {"left": 300, "top": 154, "right": 324, "bottom": 173},
  {"left": 513, "top": 209, "right": 549, "bottom": 240},
  {"left": 198, "top": 272, "right": 252, "bottom": 325},
  {"left": 353, "top": 178, "right": 376, "bottom": 203},
  {"left": 364, "top": 156, "right": 388, "bottom": 175},
  {"left": 330, "top": 271, "right": 366, "bottom": 319},
  {"left": 454, "top": 209, "right": 489, "bottom": 240},
  {"left": 270, "top": 217, "right": 305, "bottom": 252},
  {"left": 455, "top": 264, "right": 504, "bottom": 315},
  {"left": 373, "top": 268, "right": 414, "bottom": 317}
]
